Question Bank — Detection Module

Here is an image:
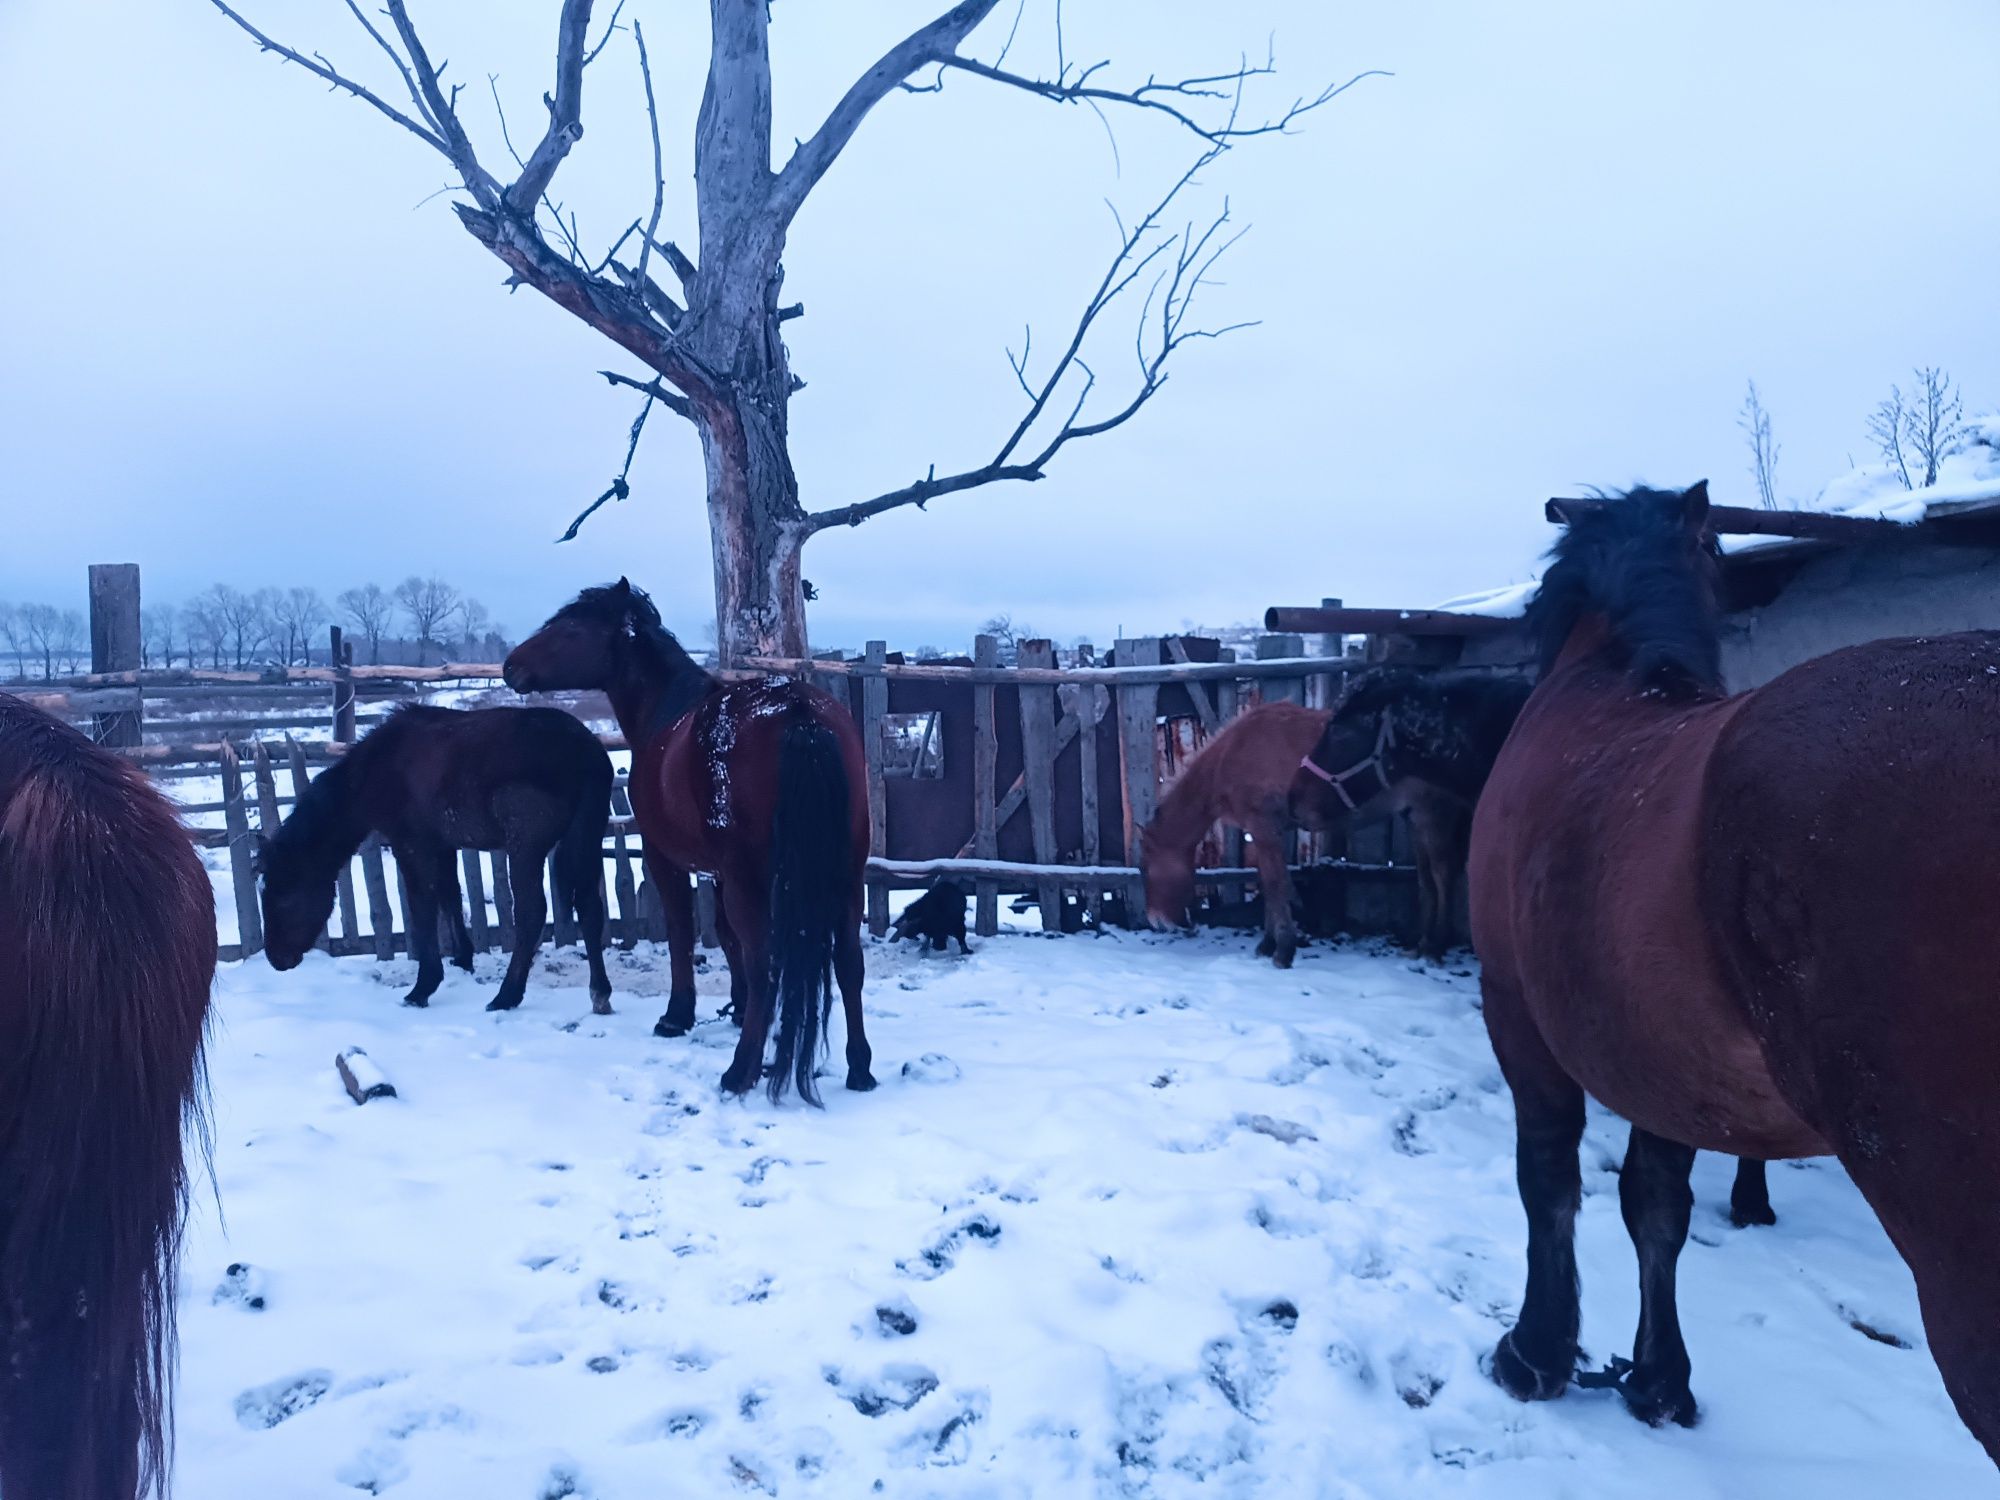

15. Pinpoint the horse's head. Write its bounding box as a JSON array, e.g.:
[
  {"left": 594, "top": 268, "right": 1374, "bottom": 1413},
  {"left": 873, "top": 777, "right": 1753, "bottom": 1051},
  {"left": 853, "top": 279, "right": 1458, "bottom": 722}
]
[
  {"left": 1138, "top": 824, "right": 1197, "bottom": 931},
  {"left": 254, "top": 832, "right": 334, "bottom": 972},
  {"left": 1289, "top": 709, "right": 1391, "bottom": 830},
  {"left": 506, "top": 577, "right": 657, "bottom": 694},
  {"left": 1530, "top": 482, "right": 1722, "bottom": 696}
]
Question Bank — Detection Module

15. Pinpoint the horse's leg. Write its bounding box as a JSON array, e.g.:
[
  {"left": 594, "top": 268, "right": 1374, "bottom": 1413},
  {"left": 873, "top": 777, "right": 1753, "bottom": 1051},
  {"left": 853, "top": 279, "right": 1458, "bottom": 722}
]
[
  {"left": 1411, "top": 818, "right": 1441, "bottom": 962},
  {"left": 0, "top": 1289, "right": 143, "bottom": 1499},
  {"left": 836, "top": 888, "right": 875, "bottom": 1092},
  {"left": 715, "top": 888, "right": 749, "bottom": 1027},
  {"left": 646, "top": 855, "right": 700, "bottom": 1037},
  {"left": 1729, "top": 1157, "right": 1776, "bottom": 1228},
  {"left": 718, "top": 880, "right": 772, "bottom": 1096},
  {"left": 573, "top": 849, "right": 613, "bottom": 1015},
  {"left": 397, "top": 848, "right": 446, "bottom": 1007},
  {"left": 439, "top": 855, "right": 474, "bottom": 972},
  {"left": 1485, "top": 976, "right": 1587, "bottom": 1402},
  {"left": 488, "top": 840, "right": 548, "bottom": 1011},
  {"left": 1245, "top": 810, "right": 1298, "bottom": 968},
  {"left": 1615, "top": 1125, "right": 1700, "bottom": 1427}
]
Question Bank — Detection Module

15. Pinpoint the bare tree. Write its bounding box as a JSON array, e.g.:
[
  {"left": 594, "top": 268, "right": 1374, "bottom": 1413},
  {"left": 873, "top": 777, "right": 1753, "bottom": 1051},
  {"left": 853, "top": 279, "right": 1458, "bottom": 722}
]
[
  {"left": 0, "top": 604, "right": 20, "bottom": 681},
  {"left": 198, "top": 584, "right": 273, "bottom": 669},
  {"left": 54, "top": 610, "right": 87, "bottom": 676},
  {"left": 395, "top": 575, "right": 462, "bottom": 665},
  {"left": 141, "top": 604, "right": 181, "bottom": 670},
  {"left": 184, "top": 598, "right": 226, "bottom": 669},
  {"left": 1737, "top": 380, "right": 1780, "bottom": 510},
  {"left": 454, "top": 596, "right": 492, "bottom": 655},
  {"left": 338, "top": 583, "right": 396, "bottom": 665},
  {"left": 206, "top": 1, "right": 1378, "bottom": 662},
  {"left": 273, "top": 586, "right": 331, "bottom": 665},
  {"left": 1905, "top": 366, "right": 1967, "bottom": 489},
  {"left": 18, "top": 605, "right": 60, "bottom": 680},
  {"left": 1868, "top": 385, "right": 1915, "bottom": 490}
]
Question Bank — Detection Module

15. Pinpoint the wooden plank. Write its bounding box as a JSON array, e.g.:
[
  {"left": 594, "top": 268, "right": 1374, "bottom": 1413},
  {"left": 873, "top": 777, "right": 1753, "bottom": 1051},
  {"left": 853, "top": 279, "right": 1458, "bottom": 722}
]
[
  {"left": 1256, "top": 635, "right": 1306, "bottom": 706},
  {"left": 971, "top": 633, "right": 1000, "bottom": 937},
  {"left": 957, "top": 705, "right": 1084, "bottom": 856},
  {"left": 609, "top": 782, "right": 638, "bottom": 952},
  {"left": 1263, "top": 606, "right": 1517, "bottom": 638},
  {"left": 870, "top": 856, "right": 1404, "bottom": 881},
  {"left": 491, "top": 850, "right": 515, "bottom": 953},
  {"left": 1163, "top": 636, "right": 1219, "bottom": 732},
  {"left": 219, "top": 742, "right": 263, "bottom": 957},
  {"left": 250, "top": 739, "right": 282, "bottom": 835},
  {"left": 331, "top": 627, "right": 357, "bottom": 741},
  {"left": 1114, "top": 638, "right": 1161, "bottom": 923},
  {"left": 1216, "top": 650, "right": 1248, "bottom": 904},
  {"left": 862, "top": 640, "right": 890, "bottom": 937},
  {"left": 87, "top": 563, "right": 142, "bottom": 746},
  {"left": 1015, "top": 639, "right": 1062, "bottom": 931},
  {"left": 336, "top": 1048, "right": 397, "bottom": 1104},
  {"left": 360, "top": 838, "right": 395, "bottom": 961},
  {"left": 1078, "top": 643, "right": 1102, "bottom": 930},
  {"left": 740, "top": 654, "right": 1357, "bottom": 686},
  {"left": 462, "top": 850, "right": 491, "bottom": 951}
]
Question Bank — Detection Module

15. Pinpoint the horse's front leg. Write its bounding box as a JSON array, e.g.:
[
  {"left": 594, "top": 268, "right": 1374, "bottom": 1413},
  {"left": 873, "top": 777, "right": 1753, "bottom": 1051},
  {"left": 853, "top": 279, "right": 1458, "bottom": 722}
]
[
  {"left": 1486, "top": 975, "right": 1587, "bottom": 1402},
  {"left": 836, "top": 886, "right": 875, "bottom": 1092},
  {"left": 1244, "top": 810, "right": 1298, "bottom": 968},
  {"left": 440, "top": 854, "right": 474, "bottom": 972},
  {"left": 717, "top": 881, "right": 771, "bottom": 1096},
  {"left": 1729, "top": 1157, "right": 1776, "bottom": 1227},
  {"left": 397, "top": 847, "right": 447, "bottom": 1008},
  {"left": 488, "top": 839, "right": 548, "bottom": 1011},
  {"left": 1613, "top": 1126, "right": 1699, "bottom": 1427},
  {"left": 645, "top": 855, "right": 699, "bottom": 1037}
]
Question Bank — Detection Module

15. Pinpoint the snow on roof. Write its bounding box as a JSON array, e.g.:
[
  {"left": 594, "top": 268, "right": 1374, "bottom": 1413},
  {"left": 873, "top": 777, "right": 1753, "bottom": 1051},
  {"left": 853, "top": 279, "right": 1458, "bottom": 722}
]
[{"left": 1431, "top": 418, "right": 2000, "bottom": 619}]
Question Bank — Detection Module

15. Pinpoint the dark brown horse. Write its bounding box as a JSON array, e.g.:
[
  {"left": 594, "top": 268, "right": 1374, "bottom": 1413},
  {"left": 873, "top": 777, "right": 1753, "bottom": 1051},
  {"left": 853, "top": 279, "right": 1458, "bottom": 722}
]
[
  {"left": 1471, "top": 482, "right": 2000, "bottom": 1460},
  {"left": 504, "top": 580, "right": 875, "bottom": 1103},
  {"left": 257, "top": 705, "right": 614, "bottom": 1012},
  {"left": 1292, "top": 665, "right": 1776, "bottom": 1229},
  {"left": 1140, "top": 701, "right": 1329, "bottom": 966},
  {"left": 0, "top": 693, "right": 214, "bottom": 1497}
]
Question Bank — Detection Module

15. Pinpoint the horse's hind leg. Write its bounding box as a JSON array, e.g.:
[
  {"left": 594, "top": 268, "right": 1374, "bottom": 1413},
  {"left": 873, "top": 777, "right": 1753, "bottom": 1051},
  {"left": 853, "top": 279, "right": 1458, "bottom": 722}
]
[
  {"left": 1729, "top": 1157, "right": 1776, "bottom": 1228},
  {"left": 396, "top": 848, "right": 447, "bottom": 1007},
  {"left": 571, "top": 850, "right": 612, "bottom": 1015},
  {"left": 1614, "top": 1126, "right": 1699, "bottom": 1427},
  {"left": 440, "top": 857, "right": 474, "bottom": 972},
  {"left": 717, "top": 881, "right": 772, "bottom": 1097},
  {"left": 1245, "top": 810, "right": 1298, "bottom": 967},
  {"left": 646, "top": 856, "right": 699, "bottom": 1037},
  {"left": 488, "top": 842, "right": 548, "bottom": 1011},
  {"left": 836, "top": 889, "right": 875, "bottom": 1092},
  {"left": 1485, "top": 976, "right": 1587, "bottom": 1403}
]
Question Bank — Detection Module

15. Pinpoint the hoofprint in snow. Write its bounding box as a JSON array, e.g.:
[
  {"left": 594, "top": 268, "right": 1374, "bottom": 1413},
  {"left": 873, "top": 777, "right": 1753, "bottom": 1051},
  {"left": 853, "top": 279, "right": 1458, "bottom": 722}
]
[{"left": 177, "top": 925, "right": 1994, "bottom": 1498}]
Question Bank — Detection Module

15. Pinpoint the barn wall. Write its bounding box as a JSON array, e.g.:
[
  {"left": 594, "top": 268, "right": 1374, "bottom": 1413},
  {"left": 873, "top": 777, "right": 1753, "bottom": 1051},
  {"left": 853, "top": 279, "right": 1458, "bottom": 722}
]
[{"left": 1721, "top": 542, "right": 2000, "bottom": 688}]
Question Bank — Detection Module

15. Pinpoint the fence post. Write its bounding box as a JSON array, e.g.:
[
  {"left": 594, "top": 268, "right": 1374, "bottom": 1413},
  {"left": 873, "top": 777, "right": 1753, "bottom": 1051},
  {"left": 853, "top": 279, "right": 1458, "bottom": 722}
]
[
  {"left": 220, "top": 741, "right": 263, "bottom": 957},
  {"left": 862, "top": 640, "right": 890, "bottom": 937},
  {"left": 462, "top": 850, "right": 491, "bottom": 952},
  {"left": 1115, "top": 637, "right": 1161, "bottom": 926},
  {"left": 331, "top": 626, "right": 356, "bottom": 741},
  {"left": 609, "top": 778, "right": 639, "bottom": 951},
  {"left": 1016, "top": 639, "right": 1062, "bottom": 931},
  {"left": 251, "top": 740, "right": 282, "bottom": 832},
  {"left": 1216, "top": 649, "right": 1247, "bottom": 906},
  {"left": 491, "top": 850, "right": 515, "bottom": 952},
  {"left": 87, "top": 563, "right": 142, "bottom": 746},
  {"left": 971, "top": 633, "right": 1000, "bottom": 937},
  {"left": 1077, "top": 643, "right": 1102, "bottom": 930}
]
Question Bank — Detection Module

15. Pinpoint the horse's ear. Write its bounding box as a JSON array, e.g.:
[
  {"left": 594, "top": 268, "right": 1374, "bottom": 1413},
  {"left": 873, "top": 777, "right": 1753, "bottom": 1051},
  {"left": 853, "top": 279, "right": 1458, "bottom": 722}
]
[
  {"left": 1681, "top": 480, "right": 1711, "bottom": 534},
  {"left": 614, "top": 576, "right": 632, "bottom": 596}
]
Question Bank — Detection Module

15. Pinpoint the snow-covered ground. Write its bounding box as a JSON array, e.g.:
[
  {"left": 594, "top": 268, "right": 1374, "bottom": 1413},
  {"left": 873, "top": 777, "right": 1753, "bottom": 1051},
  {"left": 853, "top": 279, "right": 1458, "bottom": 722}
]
[{"left": 174, "top": 925, "right": 1994, "bottom": 1498}]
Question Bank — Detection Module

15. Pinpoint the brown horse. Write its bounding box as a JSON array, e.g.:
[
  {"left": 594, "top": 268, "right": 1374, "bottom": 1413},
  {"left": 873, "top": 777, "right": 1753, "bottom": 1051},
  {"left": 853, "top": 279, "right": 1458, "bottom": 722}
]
[
  {"left": 505, "top": 580, "right": 874, "bottom": 1103},
  {"left": 0, "top": 693, "right": 214, "bottom": 1497},
  {"left": 256, "top": 705, "right": 614, "bottom": 1012},
  {"left": 1292, "top": 665, "right": 1777, "bottom": 1229},
  {"left": 1140, "top": 701, "right": 1328, "bottom": 966},
  {"left": 1471, "top": 482, "right": 2000, "bottom": 1459}
]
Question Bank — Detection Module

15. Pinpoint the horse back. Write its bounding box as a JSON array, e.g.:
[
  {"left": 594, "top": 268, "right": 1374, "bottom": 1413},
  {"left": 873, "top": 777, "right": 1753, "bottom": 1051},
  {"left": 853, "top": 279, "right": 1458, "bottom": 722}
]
[{"left": 1469, "top": 666, "right": 1824, "bottom": 1156}]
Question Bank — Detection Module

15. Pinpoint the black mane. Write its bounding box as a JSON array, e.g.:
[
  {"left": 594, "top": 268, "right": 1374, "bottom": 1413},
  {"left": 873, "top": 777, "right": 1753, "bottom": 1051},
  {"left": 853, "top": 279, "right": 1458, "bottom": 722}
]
[
  {"left": 550, "top": 582, "right": 707, "bottom": 673},
  {"left": 1523, "top": 484, "right": 1723, "bottom": 697}
]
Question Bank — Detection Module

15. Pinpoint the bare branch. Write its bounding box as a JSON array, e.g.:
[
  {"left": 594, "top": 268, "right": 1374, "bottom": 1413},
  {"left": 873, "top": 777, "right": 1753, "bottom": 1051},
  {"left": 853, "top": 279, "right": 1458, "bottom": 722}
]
[
  {"left": 382, "top": 1, "right": 504, "bottom": 205},
  {"left": 489, "top": 74, "right": 587, "bottom": 263},
  {"left": 806, "top": 144, "right": 1250, "bottom": 533},
  {"left": 505, "top": 0, "right": 595, "bottom": 211},
  {"left": 582, "top": 0, "right": 628, "bottom": 66},
  {"left": 632, "top": 19, "right": 668, "bottom": 300},
  {"left": 600, "top": 368, "right": 696, "bottom": 422},
  {"left": 204, "top": 1, "right": 449, "bottom": 155},
  {"left": 559, "top": 372, "right": 697, "bottom": 541},
  {"left": 771, "top": 1, "right": 1003, "bottom": 226},
  {"left": 607, "top": 258, "right": 685, "bottom": 328},
  {"left": 341, "top": 0, "right": 440, "bottom": 131}
]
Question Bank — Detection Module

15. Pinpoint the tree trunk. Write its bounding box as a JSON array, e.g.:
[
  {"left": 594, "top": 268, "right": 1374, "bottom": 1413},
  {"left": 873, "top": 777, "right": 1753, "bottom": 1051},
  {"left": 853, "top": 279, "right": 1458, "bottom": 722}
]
[{"left": 696, "top": 365, "right": 808, "bottom": 663}]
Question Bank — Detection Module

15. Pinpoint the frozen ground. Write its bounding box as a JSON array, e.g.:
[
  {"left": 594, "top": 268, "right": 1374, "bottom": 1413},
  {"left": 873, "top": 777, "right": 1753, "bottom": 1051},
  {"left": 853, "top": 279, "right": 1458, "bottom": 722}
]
[{"left": 175, "top": 924, "right": 1994, "bottom": 1498}]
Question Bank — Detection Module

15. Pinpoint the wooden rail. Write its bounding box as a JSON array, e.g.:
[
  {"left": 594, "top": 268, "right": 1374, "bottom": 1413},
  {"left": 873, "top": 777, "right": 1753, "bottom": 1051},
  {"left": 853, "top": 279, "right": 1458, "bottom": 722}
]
[{"left": 1262, "top": 606, "right": 1516, "bottom": 637}]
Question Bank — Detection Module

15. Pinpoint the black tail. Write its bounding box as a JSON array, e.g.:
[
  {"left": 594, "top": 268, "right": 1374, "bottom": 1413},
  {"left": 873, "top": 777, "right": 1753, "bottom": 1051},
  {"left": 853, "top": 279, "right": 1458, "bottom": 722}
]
[
  {"left": 552, "top": 759, "right": 612, "bottom": 942},
  {"left": 766, "top": 714, "right": 852, "bottom": 1105}
]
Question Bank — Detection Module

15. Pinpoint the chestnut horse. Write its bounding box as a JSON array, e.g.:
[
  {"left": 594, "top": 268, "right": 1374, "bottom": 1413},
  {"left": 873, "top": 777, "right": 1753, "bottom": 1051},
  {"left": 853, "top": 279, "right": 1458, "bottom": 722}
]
[
  {"left": 1140, "top": 701, "right": 1328, "bottom": 966},
  {"left": 1472, "top": 482, "right": 2000, "bottom": 1460},
  {"left": 1292, "top": 665, "right": 1776, "bottom": 1229},
  {"left": 505, "top": 580, "right": 874, "bottom": 1103},
  {"left": 0, "top": 693, "right": 214, "bottom": 1497}
]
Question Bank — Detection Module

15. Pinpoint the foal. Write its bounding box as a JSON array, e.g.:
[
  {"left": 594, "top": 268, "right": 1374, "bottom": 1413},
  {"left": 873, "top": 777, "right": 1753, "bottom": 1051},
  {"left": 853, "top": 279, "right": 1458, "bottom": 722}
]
[{"left": 257, "top": 705, "right": 613, "bottom": 1012}]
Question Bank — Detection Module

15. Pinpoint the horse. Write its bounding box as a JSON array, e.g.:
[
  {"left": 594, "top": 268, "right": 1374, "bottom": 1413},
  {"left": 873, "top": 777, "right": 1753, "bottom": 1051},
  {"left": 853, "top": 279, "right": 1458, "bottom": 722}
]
[
  {"left": 891, "top": 879, "right": 971, "bottom": 954},
  {"left": 1288, "top": 668, "right": 1532, "bottom": 963},
  {"left": 503, "top": 579, "right": 875, "bottom": 1104},
  {"left": 1470, "top": 481, "right": 2000, "bottom": 1458},
  {"left": 1291, "top": 664, "right": 1777, "bottom": 1231},
  {"left": 256, "top": 705, "right": 613, "bottom": 1013},
  {"left": 0, "top": 692, "right": 214, "bottom": 1497},
  {"left": 1139, "top": 701, "right": 1329, "bottom": 967}
]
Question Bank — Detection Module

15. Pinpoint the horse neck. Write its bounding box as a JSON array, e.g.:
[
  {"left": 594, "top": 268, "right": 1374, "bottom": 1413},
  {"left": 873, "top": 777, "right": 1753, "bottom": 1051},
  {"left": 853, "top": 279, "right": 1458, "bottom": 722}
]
[
  {"left": 605, "top": 635, "right": 715, "bottom": 748},
  {"left": 286, "top": 755, "right": 372, "bottom": 870}
]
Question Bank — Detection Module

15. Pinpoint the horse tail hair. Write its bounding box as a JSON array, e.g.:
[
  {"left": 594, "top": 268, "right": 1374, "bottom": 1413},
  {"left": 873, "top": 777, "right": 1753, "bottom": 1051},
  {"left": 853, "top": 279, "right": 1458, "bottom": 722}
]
[
  {"left": 553, "top": 750, "right": 614, "bottom": 939},
  {"left": 765, "top": 711, "right": 851, "bottom": 1106},
  {"left": 0, "top": 725, "right": 214, "bottom": 1498}
]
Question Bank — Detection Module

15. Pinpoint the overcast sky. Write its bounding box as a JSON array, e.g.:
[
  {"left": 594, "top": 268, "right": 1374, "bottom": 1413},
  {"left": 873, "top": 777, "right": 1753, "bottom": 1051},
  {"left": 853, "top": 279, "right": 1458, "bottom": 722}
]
[{"left": 3, "top": 1, "right": 1996, "bottom": 651}]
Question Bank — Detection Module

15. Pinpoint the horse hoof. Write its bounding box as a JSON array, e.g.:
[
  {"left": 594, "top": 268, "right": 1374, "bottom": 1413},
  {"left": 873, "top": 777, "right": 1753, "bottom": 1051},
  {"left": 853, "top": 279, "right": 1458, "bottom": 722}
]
[
  {"left": 1254, "top": 935, "right": 1276, "bottom": 958},
  {"left": 1488, "top": 1331, "right": 1572, "bottom": 1403},
  {"left": 719, "top": 1064, "right": 758, "bottom": 1096},
  {"left": 1620, "top": 1373, "right": 1698, "bottom": 1429},
  {"left": 1271, "top": 947, "right": 1297, "bottom": 970},
  {"left": 654, "top": 1018, "right": 690, "bottom": 1039},
  {"left": 451, "top": 956, "right": 475, "bottom": 973},
  {"left": 1729, "top": 1201, "right": 1777, "bottom": 1229},
  {"left": 401, "top": 995, "right": 430, "bottom": 1009},
  {"left": 847, "top": 1069, "right": 878, "bottom": 1093},
  {"left": 484, "top": 996, "right": 522, "bottom": 1012},
  {"left": 591, "top": 995, "right": 614, "bottom": 1017}
]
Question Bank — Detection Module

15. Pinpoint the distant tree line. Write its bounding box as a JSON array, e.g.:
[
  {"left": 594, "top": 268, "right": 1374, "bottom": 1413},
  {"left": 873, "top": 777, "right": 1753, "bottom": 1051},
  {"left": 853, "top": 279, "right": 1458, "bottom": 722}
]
[{"left": 0, "top": 575, "right": 507, "bottom": 681}]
